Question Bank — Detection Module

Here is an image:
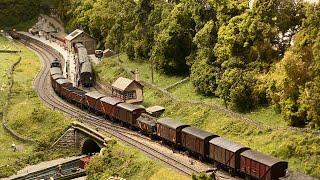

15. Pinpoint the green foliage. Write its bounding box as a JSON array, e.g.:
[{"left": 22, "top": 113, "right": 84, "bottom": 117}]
[
  {"left": 190, "top": 59, "right": 217, "bottom": 96},
  {"left": 86, "top": 141, "right": 188, "bottom": 180},
  {"left": 57, "top": 0, "right": 320, "bottom": 127},
  {"left": 266, "top": 3, "right": 320, "bottom": 128},
  {"left": 0, "top": 0, "right": 41, "bottom": 29}
]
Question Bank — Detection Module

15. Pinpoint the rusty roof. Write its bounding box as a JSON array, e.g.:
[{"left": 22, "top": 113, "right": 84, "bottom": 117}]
[
  {"left": 117, "top": 103, "right": 145, "bottom": 112},
  {"left": 157, "top": 118, "right": 189, "bottom": 130},
  {"left": 85, "top": 91, "right": 105, "bottom": 100},
  {"left": 137, "top": 113, "right": 157, "bottom": 126},
  {"left": 182, "top": 127, "right": 218, "bottom": 140},
  {"left": 52, "top": 74, "right": 65, "bottom": 80},
  {"left": 112, "top": 77, "right": 143, "bottom": 91},
  {"left": 100, "top": 96, "right": 123, "bottom": 105},
  {"left": 240, "top": 150, "right": 287, "bottom": 167},
  {"left": 56, "top": 78, "right": 72, "bottom": 85},
  {"left": 209, "top": 137, "right": 249, "bottom": 153},
  {"left": 50, "top": 67, "right": 62, "bottom": 75}
]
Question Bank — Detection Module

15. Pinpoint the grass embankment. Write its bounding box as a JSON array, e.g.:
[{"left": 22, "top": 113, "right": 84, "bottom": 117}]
[
  {"left": 86, "top": 140, "right": 188, "bottom": 180},
  {"left": 94, "top": 54, "right": 320, "bottom": 178},
  {"left": 0, "top": 36, "right": 75, "bottom": 178}
]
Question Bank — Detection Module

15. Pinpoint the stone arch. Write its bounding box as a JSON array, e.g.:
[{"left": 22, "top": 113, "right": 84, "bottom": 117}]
[{"left": 81, "top": 138, "right": 101, "bottom": 155}]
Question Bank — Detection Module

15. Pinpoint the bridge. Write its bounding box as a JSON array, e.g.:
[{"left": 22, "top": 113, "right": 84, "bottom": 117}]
[{"left": 51, "top": 122, "right": 110, "bottom": 154}]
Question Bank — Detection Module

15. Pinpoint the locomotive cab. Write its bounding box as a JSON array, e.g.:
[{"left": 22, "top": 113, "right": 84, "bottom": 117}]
[{"left": 51, "top": 58, "right": 61, "bottom": 68}]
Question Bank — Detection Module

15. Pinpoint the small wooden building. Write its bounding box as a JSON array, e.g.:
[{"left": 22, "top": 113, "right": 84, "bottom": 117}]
[
  {"left": 65, "top": 29, "right": 97, "bottom": 54},
  {"left": 111, "top": 77, "right": 144, "bottom": 104}
]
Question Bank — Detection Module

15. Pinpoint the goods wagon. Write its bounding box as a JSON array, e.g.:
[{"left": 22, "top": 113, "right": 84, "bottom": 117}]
[
  {"left": 64, "top": 87, "right": 86, "bottom": 106},
  {"left": 55, "top": 79, "right": 72, "bottom": 96},
  {"left": 114, "top": 103, "right": 146, "bottom": 126},
  {"left": 156, "top": 118, "right": 189, "bottom": 145},
  {"left": 209, "top": 137, "right": 249, "bottom": 172},
  {"left": 136, "top": 113, "right": 157, "bottom": 136},
  {"left": 50, "top": 67, "right": 62, "bottom": 76},
  {"left": 240, "top": 150, "right": 288, "bottom": 180},
  {"left": 181, "top": 126, "right": 218, "bottom": 158},
  {"left": 51, "top": 74, "right": 64, "bottom": 90},
  {"left": 96, "top": 96, "right": 122, "bottom": 118},
  {"left": 84, "top": 91, "right": 105, "bottom": 110}
]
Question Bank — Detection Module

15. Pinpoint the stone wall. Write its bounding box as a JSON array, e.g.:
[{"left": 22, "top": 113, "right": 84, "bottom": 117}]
[{"left": 51, "top": 128, "right": 76, "bottom": 149}]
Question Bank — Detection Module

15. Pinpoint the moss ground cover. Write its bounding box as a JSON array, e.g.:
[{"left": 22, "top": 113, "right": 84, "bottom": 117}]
[{"left": 94, "top": 54, "right": 320, "bottom": 178}]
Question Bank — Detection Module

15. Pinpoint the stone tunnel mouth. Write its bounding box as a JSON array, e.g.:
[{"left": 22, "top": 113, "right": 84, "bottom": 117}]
[{"left": 81, "top": 139, "right": 101, "bottom": 155}]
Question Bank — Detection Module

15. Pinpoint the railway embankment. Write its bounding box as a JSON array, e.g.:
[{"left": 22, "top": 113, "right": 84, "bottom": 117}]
[{"left": 0, "top": 36, "right": 76, "bottom": 178}]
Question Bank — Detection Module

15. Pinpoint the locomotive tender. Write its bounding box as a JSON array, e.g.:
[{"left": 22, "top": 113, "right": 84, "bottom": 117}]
[{"left": 50, "top": 62, "right": 288, "bottom": 180}]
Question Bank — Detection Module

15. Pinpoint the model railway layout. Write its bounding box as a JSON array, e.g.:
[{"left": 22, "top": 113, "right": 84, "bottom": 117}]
[
  {"left": 50, "top": 60, "right": 288, "bottom": 180},
  {"left": 15, "top": 32, "right": 290, "bottom": 179}
]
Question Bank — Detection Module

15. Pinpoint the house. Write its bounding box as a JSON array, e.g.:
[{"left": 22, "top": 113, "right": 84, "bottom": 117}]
[
  {"left": 111, "top": 76, "right": 144, "bottom": 104},
  {"left": 65, "top": 29, "right": 97, "bottom": 54}
]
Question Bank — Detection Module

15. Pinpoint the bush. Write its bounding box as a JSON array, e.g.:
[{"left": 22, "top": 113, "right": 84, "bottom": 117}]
[{"left": 191, "top": 60, "right": 218, "bottom": 95}]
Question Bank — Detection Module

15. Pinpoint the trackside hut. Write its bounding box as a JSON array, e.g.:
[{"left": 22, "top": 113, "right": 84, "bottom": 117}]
[
  {"left": 65, "top": 29, "right": 97, "bottom": 54},
  {"left": 111, "top": 77, "right": 144, "bottom": 104}
]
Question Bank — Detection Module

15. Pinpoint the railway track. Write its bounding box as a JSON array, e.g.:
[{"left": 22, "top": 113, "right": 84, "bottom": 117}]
[{"left": 24, "top": 40, "right": 205, "bottom": 177}]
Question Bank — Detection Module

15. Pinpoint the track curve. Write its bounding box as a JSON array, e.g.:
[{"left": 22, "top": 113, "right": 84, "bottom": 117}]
[{"left": 24, "top": 40, "right": 206, "bottom": 177}]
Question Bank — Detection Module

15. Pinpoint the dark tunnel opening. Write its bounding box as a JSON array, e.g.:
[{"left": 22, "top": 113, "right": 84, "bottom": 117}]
[{"left": 81, "top": 139, "right": 101, "bottom": 155}]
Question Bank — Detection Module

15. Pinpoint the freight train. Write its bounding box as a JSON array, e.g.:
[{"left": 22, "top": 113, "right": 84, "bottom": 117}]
[{"left": 50, "top": 62, "right": 288, "bottom": 180}]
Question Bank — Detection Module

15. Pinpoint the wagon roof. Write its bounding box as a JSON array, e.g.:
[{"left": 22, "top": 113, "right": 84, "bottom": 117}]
[
  {"left": 241, "top": 150, "right": 286, "bottom": 167},
  {"left": 85, "top": 91, "right": 105, "bottom": 99},
  {"left": 182, "top": 126, "right": 218, "bottom": 140},
  {"left": 67, "top": 87, "right": 86, "bottom": 95},
  {"left": 117, "top": 103, "right": 145, "bottom": 112},
  {"left": 52, "top": 74, "right": 65, "bottom": 80},
  {"left": 210, "top": 137, "right": 248, "bottom": 153},
  {"left": 100, "top": 96, "right": 123, "bottom": 105},
  {"left": 157, "top": 118, "right": 189, "bottom": 130},
  {"left": 137, "top": 113, "right": 157, "bottom": 126},
  {"left": 50, "top": 67, "right": 62, "bottom": 75},
  {"left": 56, "top": 78, "right": 72, "bottom": 85}
]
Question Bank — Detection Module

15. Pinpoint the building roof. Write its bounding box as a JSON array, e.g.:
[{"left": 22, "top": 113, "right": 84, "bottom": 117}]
[
  {"left": 65, "top": 29, "right": 97, "bottom": 41},
  {"left": 182, "top": 127, "right": 218, "bottom": 140},
  {"left": 241, "top": 150, "right": 287, "bottom": 167},
  {"left": 137, "top": 113, "right": 157, "bottom": 126},
  {"left": 157, "top": 118, "right": 189, "bottom": 130},
  {"left": 85, "top": 91, "right": 105, "bottom": 100},
  {"left": 100, "top": 97, "right": 123, "bottom": 106},
  {"left": 52, "top": 74, "right": 65, "bottom": 80},
  {"left": 117, "top": 103, "right": 145, "bottom": 112},
  {"left": 209, "top": 137, "right": 249, "bottom": 153},
  {"left": 112, "top": 77, "right": 143, "bottom": 91},
  {"left": 146, "top": 106, "right": 165, "bottom": 114},
  {"left": 65, "top": 29, "right": 84, "bottom": 41},
  {"left": 50, "top": 67, "right": 62, "bottom": 75},
  {"left": 56, "top": 78, "right": 72, "bottom": 85}
]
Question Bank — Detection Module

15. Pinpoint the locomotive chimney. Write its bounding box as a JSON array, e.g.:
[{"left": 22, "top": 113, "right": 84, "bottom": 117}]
[{"left": 134, "top": 69, "right": 140, "bottom": 82}]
